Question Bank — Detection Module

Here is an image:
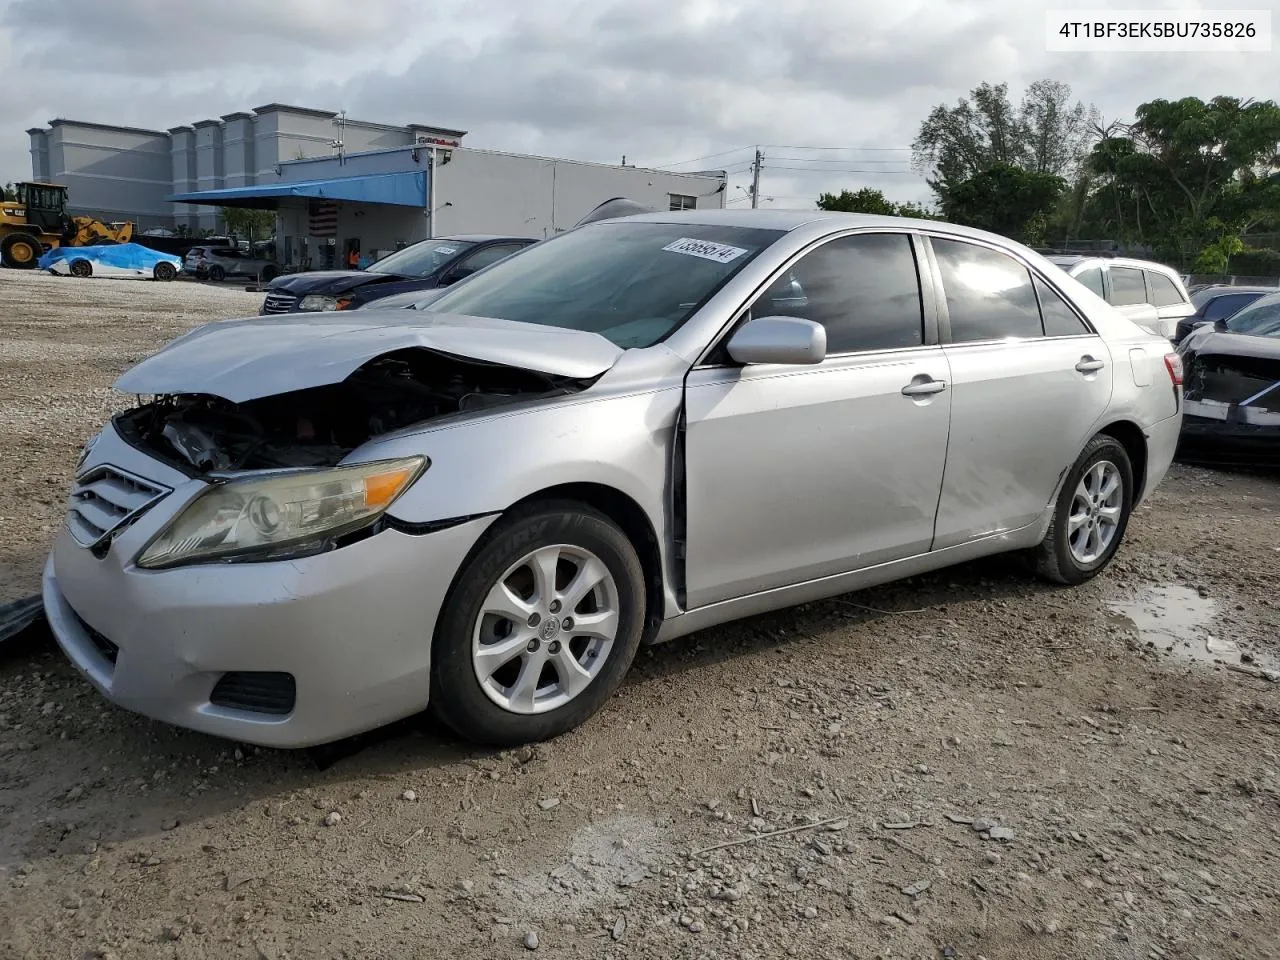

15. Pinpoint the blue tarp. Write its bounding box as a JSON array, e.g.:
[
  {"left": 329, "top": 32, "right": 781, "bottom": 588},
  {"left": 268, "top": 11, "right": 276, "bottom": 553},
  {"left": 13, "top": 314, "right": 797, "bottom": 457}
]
[
  {"left": 168, "top": 171, "right": 429, "bottom": 209},
  {"left": 38, "top": 242, "right": 182, "bottom": 272}
]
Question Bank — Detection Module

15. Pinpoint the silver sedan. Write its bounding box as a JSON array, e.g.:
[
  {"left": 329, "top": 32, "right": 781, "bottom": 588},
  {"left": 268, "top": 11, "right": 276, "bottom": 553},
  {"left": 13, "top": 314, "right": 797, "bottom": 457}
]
[{"left": 44, "top": 210, "right": 1184, "bottom": 747}]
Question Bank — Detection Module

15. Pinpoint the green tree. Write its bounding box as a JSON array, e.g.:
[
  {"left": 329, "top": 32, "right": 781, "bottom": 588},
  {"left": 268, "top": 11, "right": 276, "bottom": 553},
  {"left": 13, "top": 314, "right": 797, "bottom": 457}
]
[
  {"left": 913, "top": 80, "right": 1099, "bottom": 204},
  {"left": 817, "top": 188, "right": 898, "bottom": 215},
  {"left": 816, "top": 188, "right": 938, "bottom": 219},
  {"left": 221, "top": 207, "right": 275, "bottom": 241},
  {"left": 1084, "top": 96, "right": 1280, "bottom": 265},
  {"left": 939, "top": 164, "right": 1066, "bottom": 244}
]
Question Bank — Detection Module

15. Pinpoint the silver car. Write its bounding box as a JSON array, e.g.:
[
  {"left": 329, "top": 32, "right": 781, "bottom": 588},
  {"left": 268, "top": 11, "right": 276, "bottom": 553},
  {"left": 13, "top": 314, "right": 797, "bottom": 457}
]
[
  {"left": 43, "top": 211, "right": 1185, "bottom": 748},
  {"left": 1045, "top": 255, "right": 1194, "bottom": 340}
]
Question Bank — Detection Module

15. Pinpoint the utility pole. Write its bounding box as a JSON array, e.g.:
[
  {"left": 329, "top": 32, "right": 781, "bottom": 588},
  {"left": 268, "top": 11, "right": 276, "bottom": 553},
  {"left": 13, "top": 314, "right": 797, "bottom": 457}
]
[
  {"left": 426, "top": 148, "right": 437, "bottom": 239},
  {"left": 749, "top": 147, "right": 762, "bottom": 209}
]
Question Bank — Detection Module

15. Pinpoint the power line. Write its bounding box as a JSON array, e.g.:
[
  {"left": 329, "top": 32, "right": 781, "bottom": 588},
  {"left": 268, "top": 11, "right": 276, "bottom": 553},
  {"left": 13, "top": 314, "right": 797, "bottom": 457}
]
[
  {"left": 761, "top": 144, "right": 911, "bottom": 152},
  {"left": 652, "top": 145, "right": 755, "bottom": 169},
  {"left": 766, "top": 156, "right": 914, "bottom": 165},
  {"left": 765, "top": 165, "right": 918, "bottom": 175}
]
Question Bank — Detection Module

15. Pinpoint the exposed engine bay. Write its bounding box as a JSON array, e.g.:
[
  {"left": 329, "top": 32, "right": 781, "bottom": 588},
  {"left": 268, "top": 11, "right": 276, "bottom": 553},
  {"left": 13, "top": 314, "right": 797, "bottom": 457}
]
[{"left": 114, "top": 349, "right": 588, "bottom": 472}]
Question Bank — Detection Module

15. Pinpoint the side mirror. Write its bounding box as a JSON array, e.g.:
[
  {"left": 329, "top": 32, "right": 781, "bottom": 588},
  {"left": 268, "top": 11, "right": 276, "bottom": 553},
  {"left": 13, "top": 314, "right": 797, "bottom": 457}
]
[{"left": 726, "top": 316, "right": 826, "bottom": 366}]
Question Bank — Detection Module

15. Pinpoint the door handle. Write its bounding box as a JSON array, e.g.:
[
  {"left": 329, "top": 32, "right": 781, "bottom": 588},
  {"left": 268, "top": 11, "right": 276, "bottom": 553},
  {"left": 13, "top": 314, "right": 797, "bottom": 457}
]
[
  {"left": 1075, "top": 356, "right": 1105, "bottom": 373},
  {"left": 901, "top": 378, "right": 947, "bottom": 397}
]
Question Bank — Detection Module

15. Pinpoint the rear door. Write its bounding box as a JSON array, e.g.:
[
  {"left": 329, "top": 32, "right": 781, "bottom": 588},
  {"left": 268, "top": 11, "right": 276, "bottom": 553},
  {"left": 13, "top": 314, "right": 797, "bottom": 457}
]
[
  {"left": 683, "top": 231, "right": 951, "bottom": 607},
  {"left": 929, "top": 236, "right": 1114, "bottom": 549}
]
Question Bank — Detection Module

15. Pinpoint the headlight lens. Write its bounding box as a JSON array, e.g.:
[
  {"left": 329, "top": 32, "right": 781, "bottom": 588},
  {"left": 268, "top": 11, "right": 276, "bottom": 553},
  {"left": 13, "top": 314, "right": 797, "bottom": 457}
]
[
  {"left": 136, "top": 456, "right": 426, "bottom": 569},
  {"left": 299, "top": 294, "right": 338, "bottom": 311}
]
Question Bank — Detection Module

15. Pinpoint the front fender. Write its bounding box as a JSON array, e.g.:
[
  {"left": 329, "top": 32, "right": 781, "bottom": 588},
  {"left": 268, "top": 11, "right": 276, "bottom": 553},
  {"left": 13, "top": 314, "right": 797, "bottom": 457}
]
[{"left": 356, "top": 386, "right": 685, "bottom": 617}]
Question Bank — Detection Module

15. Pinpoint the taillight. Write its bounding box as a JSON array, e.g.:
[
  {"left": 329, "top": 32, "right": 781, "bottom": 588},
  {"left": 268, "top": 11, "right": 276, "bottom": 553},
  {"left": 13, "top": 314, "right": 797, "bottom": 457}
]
[{"left": 1164, "top": 352, "right": 1184, "bottom": 386}]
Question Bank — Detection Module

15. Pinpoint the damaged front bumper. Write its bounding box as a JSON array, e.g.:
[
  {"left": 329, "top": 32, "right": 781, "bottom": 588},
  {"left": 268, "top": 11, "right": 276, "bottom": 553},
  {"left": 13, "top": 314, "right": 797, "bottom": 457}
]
[{"left": 42, "top": 425, "right": 495, "bottom": 748}]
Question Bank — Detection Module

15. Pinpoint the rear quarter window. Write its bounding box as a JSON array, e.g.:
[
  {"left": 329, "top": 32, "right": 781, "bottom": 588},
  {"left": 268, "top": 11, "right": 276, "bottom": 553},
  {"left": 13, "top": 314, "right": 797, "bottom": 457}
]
[
  {"left": 1146, "top": 271, "right": 1187, "bottom": 307},
  {"left": 1109, "top": 267, "right": 1148, "bottom": 306}
]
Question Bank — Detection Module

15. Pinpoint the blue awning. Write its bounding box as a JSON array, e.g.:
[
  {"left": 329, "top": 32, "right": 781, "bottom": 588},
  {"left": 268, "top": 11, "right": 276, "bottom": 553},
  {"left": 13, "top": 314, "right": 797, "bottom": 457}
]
[{"left": 169, "top": 171, "right": 427, "bottom": 208}]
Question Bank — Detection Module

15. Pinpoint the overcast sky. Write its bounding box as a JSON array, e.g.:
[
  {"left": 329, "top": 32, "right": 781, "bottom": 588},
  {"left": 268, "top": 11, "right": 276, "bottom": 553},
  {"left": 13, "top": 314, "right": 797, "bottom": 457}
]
[{"left": 2, "top": 0, "right": 1277, "bottom": 209}]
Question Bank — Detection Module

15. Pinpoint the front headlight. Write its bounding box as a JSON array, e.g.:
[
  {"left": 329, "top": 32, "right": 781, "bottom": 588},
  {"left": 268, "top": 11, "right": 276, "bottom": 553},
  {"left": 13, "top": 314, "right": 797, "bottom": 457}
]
[
  {"left": 299, "top": 294, "right": 338, "bottom": 311},
  {"left": 136, "top": 456, "right": 426, "bottom": 569}
]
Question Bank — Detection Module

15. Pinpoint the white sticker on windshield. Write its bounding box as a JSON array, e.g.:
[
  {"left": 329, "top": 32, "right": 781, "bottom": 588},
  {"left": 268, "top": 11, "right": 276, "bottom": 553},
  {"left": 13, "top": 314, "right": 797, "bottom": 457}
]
[
  {"left": 661, "top": 237, "right": 748, "bottom": 264},
  {"left": 433, "top": 245, "right": 459, "bottom": 255}
]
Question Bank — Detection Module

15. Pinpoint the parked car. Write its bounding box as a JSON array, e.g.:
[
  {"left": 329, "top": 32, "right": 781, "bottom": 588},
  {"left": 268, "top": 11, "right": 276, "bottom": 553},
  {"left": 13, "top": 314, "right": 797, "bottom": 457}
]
[
  {"left": 43, "top": 211, "right": 1183, "bottom": 749},
  {"left": 38, "top": 242, "right": 181, "bottom": 281},
  {"left": 1177, "top": 291, "right": 1280, "bottom": 464},
  {"left": 259, "top": 235, "right": 536, "bottom": 315},
  {"left": 186, "top": 244, "right": 279, "bottom": 282},
  {"left": 1174, "top": 285, "right": 1277, "bottom": 343},
  {"left": 1046, "top": 255, "right": 1194, "bottom": 339}
]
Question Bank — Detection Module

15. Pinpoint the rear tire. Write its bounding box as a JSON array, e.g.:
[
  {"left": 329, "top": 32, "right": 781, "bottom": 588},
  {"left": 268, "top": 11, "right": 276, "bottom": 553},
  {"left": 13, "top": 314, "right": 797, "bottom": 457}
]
[
  {"left": 1, "top": 233, "right": 41, "bottom": 269},
  {"left": 69, "top": 258, "right": 92, "bottom": 278},
  {"left": 207, "top": 265, "right": 226, "bottom": 282},
  {"left": 260, "top": 264, "right": 278, "bottom": 282},
  {"left": 1033, "top": 435, "right": 1133, "bottom": 585},
  {"left": 430, "top": 501, "right": 646, "bottom": 746},
  {"left": 153, "top": 261, "right": 177, "bottom": 282}
]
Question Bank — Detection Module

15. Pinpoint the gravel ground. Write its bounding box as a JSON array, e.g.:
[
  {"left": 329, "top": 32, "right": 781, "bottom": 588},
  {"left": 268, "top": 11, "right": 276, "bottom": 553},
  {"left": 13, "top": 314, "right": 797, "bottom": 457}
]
[{"left": 2, "top": 268, "right": 1279, "bottom": 960}]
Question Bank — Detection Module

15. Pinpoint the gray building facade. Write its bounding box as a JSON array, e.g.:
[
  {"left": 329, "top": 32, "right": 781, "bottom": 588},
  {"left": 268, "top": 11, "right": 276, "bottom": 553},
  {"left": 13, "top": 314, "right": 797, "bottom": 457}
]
[{"left": 27, "top": 104, "right": 727, "bottom": 247}]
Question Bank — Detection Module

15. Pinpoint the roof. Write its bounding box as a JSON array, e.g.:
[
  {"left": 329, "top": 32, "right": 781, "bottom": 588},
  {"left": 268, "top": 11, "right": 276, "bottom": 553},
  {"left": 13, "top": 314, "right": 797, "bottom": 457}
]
[
  {"left": 46, "top": 118, "right": 169, "bottom": 137},
  {"left": 615, "top": 208, "right": 992, "bottom": 235},
  {"left": 169, "top": 171, "right": 428, "bottom": 209},
  {"left": 251, "top": 103, "right": 338, "bottom": 120},
  {"left": 438, "top": 234, "right": 535, "bottom": 242},
  {"left": 1194, "top": 284, "right": 1278, "bottom": 295}
]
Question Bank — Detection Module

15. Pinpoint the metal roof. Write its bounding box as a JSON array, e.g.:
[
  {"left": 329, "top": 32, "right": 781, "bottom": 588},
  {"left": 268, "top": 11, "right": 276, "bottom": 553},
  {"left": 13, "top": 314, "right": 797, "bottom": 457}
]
[{"left": 169, "top": 171, "right": 428, "bottom": 209}]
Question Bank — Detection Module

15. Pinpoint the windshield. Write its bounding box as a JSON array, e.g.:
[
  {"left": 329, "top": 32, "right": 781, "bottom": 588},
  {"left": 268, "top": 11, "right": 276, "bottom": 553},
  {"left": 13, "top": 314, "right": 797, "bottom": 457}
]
[
  {"left": 367, "top": 239, "right": 477, "bottom": 277},
  {"left": 422, "top": 221, "right": 784, "bottom": 348},
  {"left": 1226, "top": 295, "right": 1280, "bottom": 335}
]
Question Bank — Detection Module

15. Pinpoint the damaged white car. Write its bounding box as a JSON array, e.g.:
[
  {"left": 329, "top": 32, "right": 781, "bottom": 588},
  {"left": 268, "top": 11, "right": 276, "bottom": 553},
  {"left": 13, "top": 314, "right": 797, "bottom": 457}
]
[{"left": 44, "top": 210, "right": 1184, "bottom": 748}]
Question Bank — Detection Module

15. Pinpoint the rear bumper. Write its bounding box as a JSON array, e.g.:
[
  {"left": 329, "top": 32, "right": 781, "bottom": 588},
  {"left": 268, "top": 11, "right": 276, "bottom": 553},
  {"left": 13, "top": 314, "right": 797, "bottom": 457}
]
[
  {"left": 1139, "top": 411, "right": 1182, "bottom": 505},
  {"left": 1177, "top": 413, "right": 1280, "bottom": 464}
]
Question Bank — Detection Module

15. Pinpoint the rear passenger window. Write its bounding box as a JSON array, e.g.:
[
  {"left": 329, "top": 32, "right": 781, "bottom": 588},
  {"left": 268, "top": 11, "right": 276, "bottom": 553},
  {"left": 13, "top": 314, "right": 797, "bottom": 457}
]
[
  {"left": 752, "top": 233, "right": 923, "bottom": 353},
  {"left": 1109, "top": 267, "right": 1147, "bottom": 306},
  {"left": 1074, "top": 266, "right": 1104, "bottom": 297},
  {"left": 1146, "top": 271, "right": 1186, "bottom": 307},
  {"left": 932, "top": 238, "right": 1041, "bottom": 342},
  {"left": 1204, "top": 293, "right": 1256, "bottom": 321},
  {"left": 1034, "top": 276, "right": 1090, "bottom": 336}
]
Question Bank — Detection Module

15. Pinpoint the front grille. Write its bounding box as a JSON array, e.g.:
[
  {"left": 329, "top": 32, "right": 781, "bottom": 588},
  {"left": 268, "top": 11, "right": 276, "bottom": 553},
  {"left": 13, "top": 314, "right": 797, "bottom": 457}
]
[
  {"left": 210, "top": 672, "right": 297, "bottom": 716},
  {"left": 66, "top": 465, "right": 170, "bottom": 550},
  {"left": 261, "top": 292, "right": 297, "bottom": 314}
]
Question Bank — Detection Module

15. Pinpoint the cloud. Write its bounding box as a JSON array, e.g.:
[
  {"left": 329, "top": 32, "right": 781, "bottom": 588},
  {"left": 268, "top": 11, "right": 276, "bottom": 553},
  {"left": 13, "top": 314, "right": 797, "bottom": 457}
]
[{"left": 1, "top": 0, "right": 1275, "bottom": 207}]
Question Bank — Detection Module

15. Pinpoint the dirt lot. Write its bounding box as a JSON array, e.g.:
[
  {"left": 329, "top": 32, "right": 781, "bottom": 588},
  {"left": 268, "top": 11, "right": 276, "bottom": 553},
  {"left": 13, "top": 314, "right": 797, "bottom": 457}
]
[{"left": 1, "top": 269, "right": 1279, "bottom": 960}]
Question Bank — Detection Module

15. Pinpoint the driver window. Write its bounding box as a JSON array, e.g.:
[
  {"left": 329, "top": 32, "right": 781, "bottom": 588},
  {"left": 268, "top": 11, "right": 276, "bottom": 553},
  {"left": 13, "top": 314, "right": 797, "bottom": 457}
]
[{"left": 746, "top": 233, "right": 924, "bottom": 353}]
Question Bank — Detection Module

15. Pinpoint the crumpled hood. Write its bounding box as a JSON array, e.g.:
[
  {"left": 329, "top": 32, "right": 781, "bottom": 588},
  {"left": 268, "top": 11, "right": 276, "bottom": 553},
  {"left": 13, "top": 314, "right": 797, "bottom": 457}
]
[
  {"left": 1181, "top": 327, "right": 1280, "bottom": 361},
  {"left": 114, "top": 313, "right": 624, "bottom": 403},
  {"left": 268, "top": 270, "right": 404, "bottom": 296}
]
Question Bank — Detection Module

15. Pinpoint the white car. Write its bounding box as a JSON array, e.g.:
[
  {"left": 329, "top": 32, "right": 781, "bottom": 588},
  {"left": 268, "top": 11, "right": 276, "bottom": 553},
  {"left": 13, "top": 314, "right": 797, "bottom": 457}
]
[
  {"left": 40, "top": 243, "right": 182, "bottom": 282},
  {"left": 1046, "top": 256, "right": 1193, "bottom": 340}
]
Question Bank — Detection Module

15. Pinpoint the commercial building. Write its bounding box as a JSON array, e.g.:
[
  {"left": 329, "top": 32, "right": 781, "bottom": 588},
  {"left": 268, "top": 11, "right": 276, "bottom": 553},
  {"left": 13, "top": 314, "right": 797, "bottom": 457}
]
[{"left": 27, "top": 104, "right": 727, "bottom": 267}]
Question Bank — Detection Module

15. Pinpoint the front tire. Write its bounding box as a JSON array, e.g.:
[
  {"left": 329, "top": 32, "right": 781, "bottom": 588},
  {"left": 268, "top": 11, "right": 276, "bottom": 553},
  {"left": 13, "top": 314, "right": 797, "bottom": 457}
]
[
  {"left": 1034, "top": 435, "right": 1133, "bottom": 585},
  {"left": 430, "top": 502, "right": 646, "bottom": 746},
  {"left": 207, "top": 265, "right": 226, "bottom": 282},
  {"left": 1, "top": 233, "right": 41, "bottom": 269},
  {"left": 69, "top": 258, "right": 92, "bottom": 278},
  {"left": 153, "top": 261, "right": 177, "bottom": 281}
]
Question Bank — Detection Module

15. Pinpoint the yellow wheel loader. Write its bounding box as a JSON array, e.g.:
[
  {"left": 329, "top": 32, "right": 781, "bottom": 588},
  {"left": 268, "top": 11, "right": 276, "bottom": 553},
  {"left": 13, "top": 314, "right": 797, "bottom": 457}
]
[{"left": 0, "top": 182, "right": 134, "bottom": 269}]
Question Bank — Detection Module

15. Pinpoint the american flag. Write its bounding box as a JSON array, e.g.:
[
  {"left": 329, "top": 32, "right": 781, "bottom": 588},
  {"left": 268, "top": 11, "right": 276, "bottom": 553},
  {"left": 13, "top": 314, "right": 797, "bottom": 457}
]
[{"left": 309, "top": 201, "right": 337, "bottom": 237}]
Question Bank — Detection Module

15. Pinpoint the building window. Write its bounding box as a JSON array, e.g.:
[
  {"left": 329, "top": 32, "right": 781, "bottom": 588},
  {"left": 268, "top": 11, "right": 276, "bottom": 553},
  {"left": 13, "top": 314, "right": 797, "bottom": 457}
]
[{"left": 669, "top": 193, "right": 697, "bottom": 211}]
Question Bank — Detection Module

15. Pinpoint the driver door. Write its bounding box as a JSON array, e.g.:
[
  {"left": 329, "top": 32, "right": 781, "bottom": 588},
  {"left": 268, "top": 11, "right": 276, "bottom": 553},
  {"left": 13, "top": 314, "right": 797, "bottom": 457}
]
[{"left": 682, "top": 232, "right": 951, "bottom": 609}]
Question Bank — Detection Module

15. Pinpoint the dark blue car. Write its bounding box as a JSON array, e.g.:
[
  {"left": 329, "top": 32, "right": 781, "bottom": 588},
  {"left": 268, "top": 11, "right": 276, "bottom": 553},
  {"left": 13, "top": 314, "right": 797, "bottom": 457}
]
[{"left": 260, "top": 235, "right": 535, "bottom": 315}]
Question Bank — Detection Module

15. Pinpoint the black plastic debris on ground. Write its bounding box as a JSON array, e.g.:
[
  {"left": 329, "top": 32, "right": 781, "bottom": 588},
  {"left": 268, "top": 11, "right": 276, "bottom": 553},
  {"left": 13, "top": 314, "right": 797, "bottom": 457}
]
[{"left": 0, "top": 595, "right": 45, "bottom": 646}]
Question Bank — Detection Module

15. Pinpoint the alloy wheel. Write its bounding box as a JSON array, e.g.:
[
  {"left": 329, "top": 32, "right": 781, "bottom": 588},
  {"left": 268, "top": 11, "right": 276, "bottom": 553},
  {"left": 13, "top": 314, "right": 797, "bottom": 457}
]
[
  {"left": 1067, "top": 459, "right": 1123, "bottom": 565},
  {"left": 471, "top": 543, "right": 619, "bottom": 715}
]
